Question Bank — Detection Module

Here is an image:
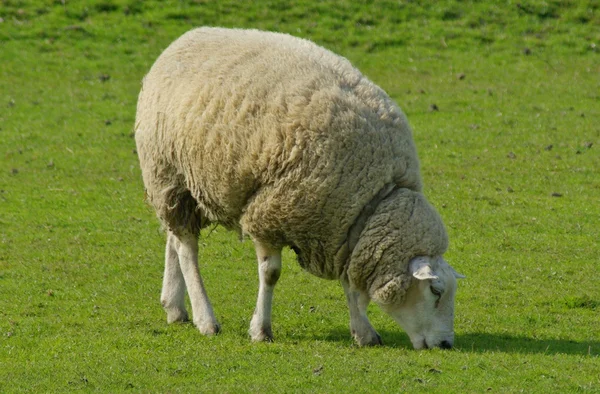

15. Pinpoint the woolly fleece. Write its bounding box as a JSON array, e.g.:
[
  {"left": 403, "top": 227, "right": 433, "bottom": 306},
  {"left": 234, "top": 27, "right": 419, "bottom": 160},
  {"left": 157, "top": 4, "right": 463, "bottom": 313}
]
[{"left": 135, "top": 27, "right": 447, "bottom": 292}]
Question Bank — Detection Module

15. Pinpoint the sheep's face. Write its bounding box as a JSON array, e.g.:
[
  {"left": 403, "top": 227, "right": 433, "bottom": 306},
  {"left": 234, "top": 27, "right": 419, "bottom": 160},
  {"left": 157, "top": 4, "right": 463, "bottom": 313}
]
[{"left": 378, "top": 256, "right": 464, "bottom": 349}]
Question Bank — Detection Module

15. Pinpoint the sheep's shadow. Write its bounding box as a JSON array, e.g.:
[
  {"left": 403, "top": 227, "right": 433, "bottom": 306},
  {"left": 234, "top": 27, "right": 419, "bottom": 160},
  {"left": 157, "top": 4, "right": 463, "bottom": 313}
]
[
  {"left": 451, "top": 332, "right": 599, "bottom": 356},
  {"left": 314, "top": 327, "right": 599, "bottom": 356}
]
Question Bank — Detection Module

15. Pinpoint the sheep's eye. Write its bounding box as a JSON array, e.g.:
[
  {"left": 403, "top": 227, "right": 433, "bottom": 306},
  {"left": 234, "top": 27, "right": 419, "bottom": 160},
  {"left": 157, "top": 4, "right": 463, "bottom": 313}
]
[{"left": 430, "top": 286, "right": 442, "bottom": 298}]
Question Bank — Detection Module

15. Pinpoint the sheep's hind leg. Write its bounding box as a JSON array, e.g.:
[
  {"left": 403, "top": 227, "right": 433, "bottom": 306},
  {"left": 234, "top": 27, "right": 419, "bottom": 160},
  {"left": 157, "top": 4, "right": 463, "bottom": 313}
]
[
  {"left": 161, "top": 231, "right": 188, "bottom": 323},
  {"left": 249, "top": 240, "right": 282, "bottom": 342},
  {"left": 341, "top": 278, "right": 382, "bottom": 346},
  {"left": 174, "top": 231, "right": 220, "bottom": 335}
]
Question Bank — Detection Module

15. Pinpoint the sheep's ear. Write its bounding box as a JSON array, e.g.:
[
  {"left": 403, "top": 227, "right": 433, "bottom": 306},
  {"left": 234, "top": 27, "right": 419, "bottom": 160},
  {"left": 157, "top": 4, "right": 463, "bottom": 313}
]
[
  {"left": 452, "top": 267, "right": 466, "bottom": 279},
  {"left": 440, "top": 259, "right": 466, "bottom": 279},
  {"left": 410, "top": 257, "right": 439, "bottom": 281},
  {"left": 370, "top": 277, "right": 406, "bottom": 305}
]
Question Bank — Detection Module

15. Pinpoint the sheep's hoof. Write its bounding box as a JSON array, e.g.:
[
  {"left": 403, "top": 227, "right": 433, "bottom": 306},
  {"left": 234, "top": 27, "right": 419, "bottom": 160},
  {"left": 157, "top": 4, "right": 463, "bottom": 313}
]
[
  {"left": 352, "top": 329, "right": 383, "bottom": 347},
  {"left": 249, "top": 326, "right": 274, "bottom": 342},
  {"left": 195, "top": 320, "right": 221, "bottom": 336},
  {"left": 165, "top": 308, "right": 189, "bottom": 324}
]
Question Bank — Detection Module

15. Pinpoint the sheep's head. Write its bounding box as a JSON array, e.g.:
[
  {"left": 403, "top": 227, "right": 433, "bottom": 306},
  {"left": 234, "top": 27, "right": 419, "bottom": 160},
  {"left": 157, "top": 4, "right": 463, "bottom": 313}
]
[
  {"left": 372, "top": 255, "right": 464, "bottom": 349},
  {"left": 348, "top": 188, "right": 464, "bottom": 349}
]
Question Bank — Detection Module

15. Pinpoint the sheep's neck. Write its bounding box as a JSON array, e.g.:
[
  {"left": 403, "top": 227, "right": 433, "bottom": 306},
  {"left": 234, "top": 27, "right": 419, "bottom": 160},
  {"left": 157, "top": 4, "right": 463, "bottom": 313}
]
[{"left": 345, "top": 183, "right": 398, "bottom": 258}]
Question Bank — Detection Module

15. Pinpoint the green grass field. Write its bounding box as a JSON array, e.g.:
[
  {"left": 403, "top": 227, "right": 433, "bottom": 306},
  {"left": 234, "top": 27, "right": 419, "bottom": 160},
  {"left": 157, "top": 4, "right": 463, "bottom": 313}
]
[{"left": 1, "top": 1, "right": 598, "bottom": 392}]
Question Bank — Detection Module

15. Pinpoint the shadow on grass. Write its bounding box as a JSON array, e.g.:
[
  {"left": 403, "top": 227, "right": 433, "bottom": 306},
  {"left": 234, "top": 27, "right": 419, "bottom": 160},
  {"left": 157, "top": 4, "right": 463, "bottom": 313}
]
[
  {"left": 316, "top": 328, "right": 598, "bottom": 356},
  {"left": 453, "top": 332, "right": 599, "bottom": 356}
]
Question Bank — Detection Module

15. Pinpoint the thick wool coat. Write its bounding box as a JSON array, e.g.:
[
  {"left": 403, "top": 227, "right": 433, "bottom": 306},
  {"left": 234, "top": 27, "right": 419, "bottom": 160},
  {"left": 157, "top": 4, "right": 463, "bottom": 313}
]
[{"left": 135, "top": 27, "right": 447, "bottom": 297}]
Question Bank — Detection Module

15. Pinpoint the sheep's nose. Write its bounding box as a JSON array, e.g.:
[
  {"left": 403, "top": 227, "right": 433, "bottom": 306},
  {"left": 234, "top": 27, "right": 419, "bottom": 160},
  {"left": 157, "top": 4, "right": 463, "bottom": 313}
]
[{"left": 439, "top": 340, "right": 453, "bottom": 349}]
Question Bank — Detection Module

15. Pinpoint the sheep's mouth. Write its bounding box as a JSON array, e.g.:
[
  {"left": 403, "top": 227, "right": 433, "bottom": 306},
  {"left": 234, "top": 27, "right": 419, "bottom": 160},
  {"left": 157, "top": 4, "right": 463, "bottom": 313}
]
[{"left": 422, "top": 339, "right": 453, "bottom": 350}]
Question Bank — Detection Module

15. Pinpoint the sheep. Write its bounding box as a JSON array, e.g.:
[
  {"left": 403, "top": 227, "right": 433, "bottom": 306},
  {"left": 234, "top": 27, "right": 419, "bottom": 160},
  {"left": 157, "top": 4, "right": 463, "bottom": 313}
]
[{"left": 134, "top": 27, "right": 464, "bottom": 349}]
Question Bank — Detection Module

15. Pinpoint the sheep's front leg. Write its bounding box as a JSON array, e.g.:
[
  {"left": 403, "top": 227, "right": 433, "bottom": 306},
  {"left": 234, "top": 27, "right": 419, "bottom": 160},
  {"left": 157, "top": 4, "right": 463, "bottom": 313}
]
[
  {"left": 173, "top": 231, "right": 220, "bottom": 335},
  {"left": 161, "top": 231, "right": 188, "bottom": 323},
  {"left": 249, "top": 241, "right": 282, "bottom": 342},
  {"left": 341, "top": 279, "right": 382, "bottom": 346}
]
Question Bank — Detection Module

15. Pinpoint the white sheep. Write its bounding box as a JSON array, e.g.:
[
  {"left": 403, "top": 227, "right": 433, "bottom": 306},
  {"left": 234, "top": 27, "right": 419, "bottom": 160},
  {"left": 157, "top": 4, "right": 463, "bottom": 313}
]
[{"left": 135, "top": 27, "right": 464, "bottom": 349}]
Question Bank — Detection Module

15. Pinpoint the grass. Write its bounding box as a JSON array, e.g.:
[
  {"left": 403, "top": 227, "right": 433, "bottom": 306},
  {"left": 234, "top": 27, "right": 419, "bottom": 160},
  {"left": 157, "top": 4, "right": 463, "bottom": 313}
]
[{"left": 1, "top": 0, "right": 599, "bottom": 392}]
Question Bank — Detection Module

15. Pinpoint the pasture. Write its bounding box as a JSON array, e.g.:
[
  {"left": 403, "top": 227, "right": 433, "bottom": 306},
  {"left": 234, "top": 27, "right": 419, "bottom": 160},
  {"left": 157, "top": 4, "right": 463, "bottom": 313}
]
[{"left": 1, "top": 1, "right": 598, "bottom": 392}]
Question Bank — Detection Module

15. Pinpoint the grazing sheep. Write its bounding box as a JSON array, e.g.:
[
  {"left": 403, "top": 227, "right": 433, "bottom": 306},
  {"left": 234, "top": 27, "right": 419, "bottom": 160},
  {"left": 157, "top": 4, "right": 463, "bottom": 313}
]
[{"left": 135, "top": 27, "right": 464, "bottom": 349}]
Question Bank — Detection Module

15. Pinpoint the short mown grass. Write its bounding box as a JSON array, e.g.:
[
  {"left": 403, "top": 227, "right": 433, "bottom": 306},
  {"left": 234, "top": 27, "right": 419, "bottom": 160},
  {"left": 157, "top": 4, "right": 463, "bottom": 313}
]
[{"left": 1, "top": 1, "right": 598, "bottom": 392}]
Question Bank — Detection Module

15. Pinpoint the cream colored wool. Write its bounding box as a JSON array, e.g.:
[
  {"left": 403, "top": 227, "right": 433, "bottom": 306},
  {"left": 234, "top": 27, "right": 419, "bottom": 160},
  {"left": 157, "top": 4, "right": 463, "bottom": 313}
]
[
  {"left": 135, "top": 27, "right": 446, "bottom": 295},
  {"left": 348, "top": 188, "right": 448, "bottom": 302}
]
